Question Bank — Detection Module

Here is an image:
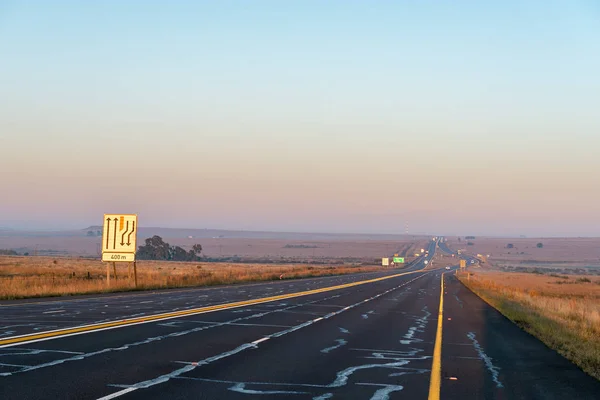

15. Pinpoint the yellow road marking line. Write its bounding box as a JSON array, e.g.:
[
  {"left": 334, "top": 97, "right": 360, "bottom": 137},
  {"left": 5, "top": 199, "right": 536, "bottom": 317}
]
[
  {"left": 0, "top": 257, "right": 431, "bottom": 308},
  {"left": 0, "top": 267, "right": 427, "bottom": 347},
  {"left": 428, "top": 272, "right": 445, "bottom": 400}
]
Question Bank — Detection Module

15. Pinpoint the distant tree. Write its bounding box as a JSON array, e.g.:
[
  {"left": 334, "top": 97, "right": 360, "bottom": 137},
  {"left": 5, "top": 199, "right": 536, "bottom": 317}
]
[
  {"left": 170, "top": 246, "right": 189, "bottom": 261},
  {"left": 536, "top": 242, "right": 544, "bottom": 248},
  {"left": 137, "top": 236, "right": 171, "bottom": 260},
  {"left": 96, "top": 230, "right": 102, "bottom": 236},
  {"left": 467, "top": 242, "right": 474, "bottom": 246},
  {"left": 465, "top": 236, "right": 476, "bottom": 240},
  {"left": 87, "top": 230, "right": 95, "bottom": 237},
  {"left": 137, "top": 236, "right": 202, "bottom": 261},
  {"left": 457, "top": 237, "right": 461, "bottom": 242},
  {"left": 507, "top": 243, "right": 514, "bottom": 249},
  {"left": 192, "top": 244, "right": 203, "bottom": 255},
  {"left": 170, "top": 245, "right": 203, "bottom": 261},
  {"left": 0, "top": 249, "right": 18, "bottom": 255}
]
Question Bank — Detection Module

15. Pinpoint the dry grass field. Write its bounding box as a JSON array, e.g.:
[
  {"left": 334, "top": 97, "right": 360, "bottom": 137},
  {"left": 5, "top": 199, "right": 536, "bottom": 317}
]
[
  {"left": 458, "top": 270, "right": 600, "bottom": 380},
  {"left": 0, "top": 232, "right": 429, "bottom": 300},
  {"left": 446, "top": 237, "right": 600, "bottom": 274},
  {"left": 0, "top": 256, "right": 391, "bottom": 300}
]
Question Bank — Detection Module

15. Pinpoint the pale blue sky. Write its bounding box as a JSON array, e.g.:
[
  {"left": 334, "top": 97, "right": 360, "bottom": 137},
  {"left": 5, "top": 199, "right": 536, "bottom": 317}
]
[{"left": 1, "top": 1, "right": 599, "bottom": 236}]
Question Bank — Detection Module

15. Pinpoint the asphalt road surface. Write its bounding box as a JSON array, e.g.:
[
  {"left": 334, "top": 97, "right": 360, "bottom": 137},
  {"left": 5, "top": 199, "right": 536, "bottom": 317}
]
[
  {"left": 437, "top": 240, "right": 455, "bottom": 256},
  {"left": 0, "top": 241, "right": 436, "bottom": 339},
  {"left": 438, "top": 239, "right": 479, "bottom": 266},
  {"left": 1, "top": 240, "right": 598, "bottom": 399}
]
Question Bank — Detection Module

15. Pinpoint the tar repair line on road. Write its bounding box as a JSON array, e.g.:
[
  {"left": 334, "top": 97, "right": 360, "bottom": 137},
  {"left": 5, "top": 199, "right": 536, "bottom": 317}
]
[
  {"left": 0, "top": 265, "right": 433, "bottom": 348},
  {"left": 97, "top": 272, "right": 435, "bottom": 400}
]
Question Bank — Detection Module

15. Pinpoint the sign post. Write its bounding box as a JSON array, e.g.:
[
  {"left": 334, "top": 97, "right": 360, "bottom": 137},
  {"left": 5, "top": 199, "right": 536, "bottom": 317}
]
[
  {"left": 102, "top": 214, "right": 138, "bottom": 287},
  {"left": 112, "top": 262, "right": 118, "bottom": 281}
]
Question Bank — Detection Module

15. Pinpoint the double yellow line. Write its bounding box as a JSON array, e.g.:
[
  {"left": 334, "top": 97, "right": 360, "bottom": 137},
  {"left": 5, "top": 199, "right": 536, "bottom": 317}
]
[{"left": 0, "top": 268, "right": 427, "bottom": 347}]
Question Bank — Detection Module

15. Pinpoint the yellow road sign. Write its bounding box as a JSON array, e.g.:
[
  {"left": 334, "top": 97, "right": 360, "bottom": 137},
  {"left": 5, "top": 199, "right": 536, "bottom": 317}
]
[
  {"left": 460, "top": 259, "right": 466, "bottom": 269},
  {"left": 102, "top": 214, "right": 137, "bottom": 262}
]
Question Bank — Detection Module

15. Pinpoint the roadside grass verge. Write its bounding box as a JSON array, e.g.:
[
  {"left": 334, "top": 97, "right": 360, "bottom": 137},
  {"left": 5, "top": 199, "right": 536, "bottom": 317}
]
[
  {"left": 0, "top": 256, "right": 387, "bottom": 300},
  {"left": 457, "top": 271, "right": 600, "bottom": 380}
]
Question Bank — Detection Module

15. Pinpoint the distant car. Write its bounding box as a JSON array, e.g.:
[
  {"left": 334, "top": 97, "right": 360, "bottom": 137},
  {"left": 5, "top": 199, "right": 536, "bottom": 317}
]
[{"left": 445, "top": 266, "right": 451, "bottom": 270}]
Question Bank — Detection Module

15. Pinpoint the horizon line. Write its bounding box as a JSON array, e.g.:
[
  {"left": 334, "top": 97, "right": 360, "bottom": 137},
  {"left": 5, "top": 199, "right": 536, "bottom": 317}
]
[{"left": 1, "top": 225, "right": 598, "bottom": 239}]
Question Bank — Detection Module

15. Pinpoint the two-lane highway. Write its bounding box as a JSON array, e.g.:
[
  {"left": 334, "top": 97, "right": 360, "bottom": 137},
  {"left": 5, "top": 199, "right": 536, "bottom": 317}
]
[
  {"left": 0, "top": 241, "right": 436, "bottom": 341},
  {"left": 0, "top": 253, "right": 436, "bottom": 399},
  {"left": 1, "top": 239, "right": 598, "bottom": 399}
]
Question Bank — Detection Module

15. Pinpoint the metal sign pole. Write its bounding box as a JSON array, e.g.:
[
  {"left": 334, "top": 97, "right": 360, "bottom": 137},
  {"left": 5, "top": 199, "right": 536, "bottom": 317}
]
[
  {"left": 133, "top": 261, "right": 138, "bottom": 288},
  {"left": 106, "top": 263, "right": 110, "bottom": 287}
]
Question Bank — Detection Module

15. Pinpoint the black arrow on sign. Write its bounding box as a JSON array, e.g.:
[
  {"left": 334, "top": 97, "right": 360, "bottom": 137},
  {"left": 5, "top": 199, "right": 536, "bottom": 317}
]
[
  {"left": 105, "top": 217, "right": 111, "bottom": 250},
  {"left": 113, "top": 218, "right": 118, "bottom": 249},
  {"left": 120, "top": 221, "right": 129, "bottom": 246},
  {"left": 127, "top": 221, "right": 135, "bottom": 246}
]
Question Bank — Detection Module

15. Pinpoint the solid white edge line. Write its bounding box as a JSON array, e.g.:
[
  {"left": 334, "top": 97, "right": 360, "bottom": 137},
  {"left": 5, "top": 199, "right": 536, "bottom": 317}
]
[
  {"left": 96, "top": 387, "right": 137, "bottom": 400},
  {"left": 313, "top": 317, "right": 324, "bottom": 322}
]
